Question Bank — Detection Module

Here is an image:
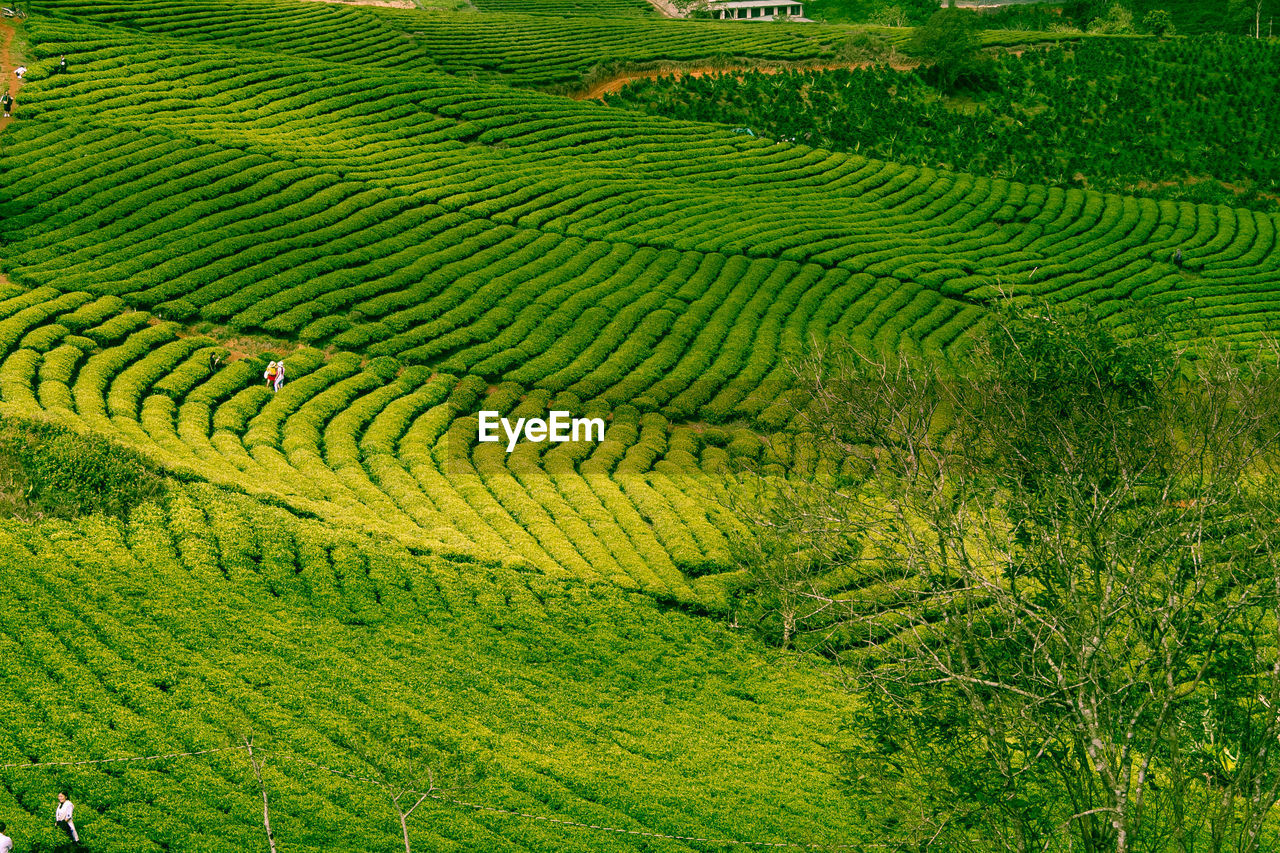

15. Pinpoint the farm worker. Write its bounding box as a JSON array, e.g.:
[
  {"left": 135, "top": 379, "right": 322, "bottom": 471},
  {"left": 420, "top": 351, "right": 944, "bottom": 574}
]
[
  {"left": 55, "top": 792, "right": 79, "bottom": 843},
  {"left": 58, "top": 55, "right": 66, "bottom": 74},
  {"left": 0, "top": 821, "right": 13, "bottom": 853},
  {"left": 13, "top": 66, "right": 24, "bottom": 79},
  {"left": 1, "top": 92, "right": 10, "bottom": 118},
  {"left": 1173, "top": 247, "right": 1183, "bottom": 267},
  {"left": 264, "top": 361, "right": 278, "bottom": 390},
  {"left": 274, "top": 360, "right": 285, "bottom": 392}
]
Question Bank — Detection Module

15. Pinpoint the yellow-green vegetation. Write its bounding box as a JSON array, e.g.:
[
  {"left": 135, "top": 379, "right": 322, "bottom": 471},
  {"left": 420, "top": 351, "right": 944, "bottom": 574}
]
[
  {"left": 0, "top": 415, "right": 167, "bottom": 519},
  {"left": 0, "top": 484, "right": 860, "bottom": 852},
  {"left": 0, "top": 0, "right": 1278, "bottom": 849}
]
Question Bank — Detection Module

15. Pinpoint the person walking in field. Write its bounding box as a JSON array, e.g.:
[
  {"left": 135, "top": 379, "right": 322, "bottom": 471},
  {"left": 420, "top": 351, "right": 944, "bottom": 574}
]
[
  {"left": 0, "top": 820, "right": 14, "bottom": 853},
  {"left": 264, "top": 361, "right": 278, "bottom": 391},
  {"left": 2, "top": 92, "right": 12, "bottom": 118},
  {"left": 58, "top": 55, "right": 67, "bottom": 74},
  {"left": 55, "top": 793, "right": 79, "bottom": 843},
  {"left": 273, "top": 359, "right": 285, "bottom": 392}
]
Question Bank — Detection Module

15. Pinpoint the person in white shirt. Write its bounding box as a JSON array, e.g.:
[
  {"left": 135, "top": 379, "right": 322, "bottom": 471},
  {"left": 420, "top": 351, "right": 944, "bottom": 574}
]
[
  {"left": 13, "top": 66, "right": 25, "bottom": 79},
  {"left": 0, "top": 820, "right": 13, "bottom": 853},
  {"left": 273, "top": 359, "right": 285, "bottom": 392},
  {"left": 55, "top": 792, "right": 79, "bottom": 843}
]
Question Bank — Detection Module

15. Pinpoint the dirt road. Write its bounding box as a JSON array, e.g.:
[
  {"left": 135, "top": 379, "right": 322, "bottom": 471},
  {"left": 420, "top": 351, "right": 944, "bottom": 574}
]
[
  {"left": 0, "top": 20, "right": 24, "bottom": 133},
  {"left": 573, "top": 57, "right": 918, "bottom": 100}
]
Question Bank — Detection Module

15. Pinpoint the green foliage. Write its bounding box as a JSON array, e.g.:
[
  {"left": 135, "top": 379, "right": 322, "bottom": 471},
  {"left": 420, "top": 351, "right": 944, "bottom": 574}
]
[
  {"left": 1067, "top": 0, "right": 1279, "bottom": 35},
  {"left": 0, "top": 484, "right": 864, "bottom": 852},
  {"left": 1142, "top": 7, "right": 1176, "bottom": 34},
  {"left": 908, "top": 9, "right": 994, "bottom": 92},
  {"left": 0, "top": 415, "right": 167, "bottom": 520},
  {"left": 608, "top": 36, "right": 1280, "bottom": 211},
  {"left": 1088, "top": 1, "right": 1137, "bottom": 32},
  {"left": 984, "top": 301, "right": 1169, "bottom": 408}
]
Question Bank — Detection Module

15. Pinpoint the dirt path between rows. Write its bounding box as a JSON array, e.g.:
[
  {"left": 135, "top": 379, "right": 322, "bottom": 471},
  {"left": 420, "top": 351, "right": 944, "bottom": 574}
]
[
  {"left": 573, "top": 57, "right": 918, "bottom": 100},
  {"left": 0, "top": 20, "right": 24, "bottom": 133},
  {"left": 298, "top": 0, "right": 417, "bottom": 7},
  {"left": 1, "top": 21, "right": 25, "bottom": 295},
  {"left": 641, "top": 0, "right": 683, "bottom": 18}
]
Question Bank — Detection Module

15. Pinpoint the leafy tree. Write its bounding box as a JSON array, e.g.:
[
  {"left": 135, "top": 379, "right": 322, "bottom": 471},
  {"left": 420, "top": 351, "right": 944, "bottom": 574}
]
[
  {"left": 1090, "top": 2, "right": 1138, "bottom": 32},
  {"left": 736, "top": 308, "right": 1280, "bottom": 852},
  {"left": 868, "top": 3, "right": 912, "bottom": 26},
  {"left": 908, "top": 9, "right": 990, "bottom": 92},
  {"left": 1142, "top": 7, "right": 1176, "bottom": 34}
]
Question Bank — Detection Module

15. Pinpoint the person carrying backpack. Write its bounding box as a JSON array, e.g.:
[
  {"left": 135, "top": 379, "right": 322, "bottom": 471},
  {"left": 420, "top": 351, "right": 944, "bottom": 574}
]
[{"left": 264, "top": 361, "right": 279, "bottom": 391}]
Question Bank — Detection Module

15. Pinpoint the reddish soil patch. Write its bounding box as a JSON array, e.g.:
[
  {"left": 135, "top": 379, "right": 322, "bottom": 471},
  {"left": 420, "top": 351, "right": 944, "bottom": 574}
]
[
  {"left": 0, "top": 21, "right": 24, "bottom": 133},
  {"left": 573, "top": 57, "right": 918, "bottom": 100},
  {"left": 298, "top": 0, "right": 416, "bottom": 7},
  {"left": 1132, "top": 176, "right": 1280, "bottom": 206}
]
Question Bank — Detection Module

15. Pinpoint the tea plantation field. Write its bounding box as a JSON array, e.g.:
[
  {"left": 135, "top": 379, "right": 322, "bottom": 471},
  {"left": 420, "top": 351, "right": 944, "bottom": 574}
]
[
  {"left": 1, "top": 0, "right": 1279, "bottom": 849},
  {"left": 0, "top": 483, "right": 862, "bottom": 852},
  {"left": 606, "top": 36, "right": 1280, "bottom": 211}
]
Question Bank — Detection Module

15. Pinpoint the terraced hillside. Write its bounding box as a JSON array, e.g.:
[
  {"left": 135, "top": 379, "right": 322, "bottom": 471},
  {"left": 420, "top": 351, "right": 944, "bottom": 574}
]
[
  {"left": 2, "top": 6, "right": 1280, "bottom": 605},
  {"left": 29, "top": 0, "right": 838, "bottom": 87},
  {"left": 0, "top": 483, "right": 861, "bottom": 852},
  {"left": 0, "top": 0, "right": 1278, "bottom": 849},
  {"left": 28, "top": 0, "right": 1077, "bottom": 89}
]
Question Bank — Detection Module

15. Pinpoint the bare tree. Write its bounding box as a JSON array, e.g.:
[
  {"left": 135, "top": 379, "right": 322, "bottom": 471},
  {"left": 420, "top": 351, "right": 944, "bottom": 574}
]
[
  {"left": 353, "top": 727, "right": 484, "bottom": 853},
  {"left": 727, "top": 470, "right": 862, "bottom": 650},
  {"left": 381, "top": 770, "right": 437, "bottom": 853},
  {"left": 1230, "top": 0, "right": 1277, "bottom": 36},
  {"left": 244, "top": 735, "right": 279, "bottom": 853},
  {"left": 735, "top": 308, "right": 1280, "bottom": 853}
]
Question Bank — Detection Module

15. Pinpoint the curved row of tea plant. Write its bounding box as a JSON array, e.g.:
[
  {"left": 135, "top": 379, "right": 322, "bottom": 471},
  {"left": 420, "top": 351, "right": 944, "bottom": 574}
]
[
  {"left": 0, "top": 284, "right": 757, "bottom": 599},
  {"left": 30, "top": 0, "right": 846, "bottom": 87},
  {"left": 471, "top": 0, "right": 655, "bottom": 16},
  {"left": 3, "top": 13, "right": 1279, "bottom": 603},
  {"left": 0, "top": 482, "right": 862, "bottom": 852},
  {"left": 8, "top": 19, "right": 1279, "bottom": 352},
  {"left": 605, "top": 36, "right": 1280, "bottom": 211}
]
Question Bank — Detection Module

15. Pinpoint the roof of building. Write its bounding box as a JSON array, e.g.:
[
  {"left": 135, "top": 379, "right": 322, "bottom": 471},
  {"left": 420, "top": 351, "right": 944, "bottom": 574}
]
[{"left": 707, "top": 0, "right": 803, "bottom": 7}]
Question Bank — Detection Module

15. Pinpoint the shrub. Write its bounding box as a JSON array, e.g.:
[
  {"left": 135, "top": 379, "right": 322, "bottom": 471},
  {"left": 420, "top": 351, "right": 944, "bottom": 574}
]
[
  {"left": 1142, "top": 8, "right": 1175, "bottom": 35},
  {"left": 0, "top": 416, "right": 168, "bottom": 520}
]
